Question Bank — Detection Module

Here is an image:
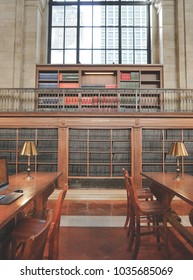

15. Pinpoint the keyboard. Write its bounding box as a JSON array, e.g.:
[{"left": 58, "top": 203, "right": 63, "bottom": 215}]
[{"left": 0, "top": 192, "right": 23, "bottom": 205}]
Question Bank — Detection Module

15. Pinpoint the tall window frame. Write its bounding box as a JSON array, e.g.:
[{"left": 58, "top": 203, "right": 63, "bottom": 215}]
[{"left": 48, "top": 0, "right": 152, "bottom": 64}]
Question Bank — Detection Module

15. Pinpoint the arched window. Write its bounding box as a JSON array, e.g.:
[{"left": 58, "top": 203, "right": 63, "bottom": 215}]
[{"left": 48, "top": 0, "right": 152, "bottom": 64}]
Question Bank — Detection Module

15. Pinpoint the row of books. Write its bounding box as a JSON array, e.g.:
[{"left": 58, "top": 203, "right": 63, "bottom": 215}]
[
  {"left": 120, "top": 81, "right": 140, "bottom": 88},
  {"left": 59, "top": 72, "right": 79, "bottom": 82},
  {"left": 81, "top": 84, "right": 117, "bottom": 88},
  {"left": 120, "top": 72, "right": 140, "bottom": 81}
]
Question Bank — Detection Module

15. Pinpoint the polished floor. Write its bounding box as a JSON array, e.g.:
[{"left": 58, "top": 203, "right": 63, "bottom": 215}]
[{"left": 48, "top": 190, "right": 193, "bottom": 260}]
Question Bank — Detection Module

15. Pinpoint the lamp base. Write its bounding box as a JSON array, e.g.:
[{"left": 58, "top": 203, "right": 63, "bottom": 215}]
[
  {"left": 23, "top": 167, "right": 33, "bottom": 180},
  {"left": 24, "top": 175, "right": 34, "bottom": 181}
]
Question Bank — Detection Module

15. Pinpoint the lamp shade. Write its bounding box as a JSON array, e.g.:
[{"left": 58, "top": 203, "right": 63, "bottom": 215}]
[
  {"left": 168, "top": 142, "right": 188, "bottom": 157},
  {"left": 20, "top": 141, "right": 38, "bottom": 156}
]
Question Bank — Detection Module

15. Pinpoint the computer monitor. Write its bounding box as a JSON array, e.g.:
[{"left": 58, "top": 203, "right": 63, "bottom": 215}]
[{"left": 0, "top": 157, "right": 9, "bottom": 193}]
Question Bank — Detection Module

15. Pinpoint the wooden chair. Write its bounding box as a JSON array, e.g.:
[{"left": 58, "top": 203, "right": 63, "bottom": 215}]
[
  {"left": 10, "top": 185, "right": 67, "bottom": 260},
  {"left": 14, "top": 209, "right": 53, "bottom": 260},
  {"left": 123, "top": 172, "right": 169, "bottom": 259},
  {"left": 122, "top": 168, "right": 153, "bottom": 229}
]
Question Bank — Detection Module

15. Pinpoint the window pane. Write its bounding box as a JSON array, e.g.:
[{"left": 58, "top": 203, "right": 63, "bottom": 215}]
[
  {"left": 93, "top": 6, "right": 105, "bottom": 26},
  {"left": 106, "top": 6, "right": 118, "bottom": 26},
  {"left": 93, "top": 28, "right": 105, "bottom": 49},
  {"left": 134, "top": 6, "right": 147, "bottom": 26},
  {"left": 93, "top": 50, "right": 105, "bottom": 64},
  {"left": 121, "top": 6, "right": 133, "bottom": 25},
  {"left": 106, "top": 28, "right": 118, "bottom": 48},
  {"left": 135, "top": 50, "right": 147, "bottom": 64},
  {"left": 51, "top": 28, "right": 64, "bottom": 48},
  {"left": 122, "top": 50, "right": 134, "bottom": 64},
  {"left": 65, "top": 50, "right": 77, "bottom": 63},
  {"left": 52, "top": 6, "right": 64, "bottom": 26},
  {"left": 106, "top": 50, "right": 118, "bottom": 64},
  {"left": 80, "top": 6, "right": 92, "bottom": 26},
  {"left": 134, "top": 28, "right": 147, "bottom": 49},
  {"left": 122, "top": 28, "right": 133, "bottom": 49},
  {"left": 51, "top": 50, "right": 63, "bottom": 64},
  {"left": 65, "top": 28, "right": 77, "bottom": 48},
  {"left": 79, "top": 50, "right": 92, "bottom": 64},
  {"left": 65, "top": 6, "right": 77, "bottom": 26},
  {"left": 80, "top": 28, "right": 92, "bottom": 49}
]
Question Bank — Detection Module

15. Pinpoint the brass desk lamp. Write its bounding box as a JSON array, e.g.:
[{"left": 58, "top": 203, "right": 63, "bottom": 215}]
[
  {"left": 168, "top": 142, "right": 188, "bottom": 178},
  {"left": 20, "top": 141, "right": 38, "bottom": 179}
]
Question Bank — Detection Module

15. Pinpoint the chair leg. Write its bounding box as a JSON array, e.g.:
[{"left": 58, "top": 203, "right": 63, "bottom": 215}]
[
  {"left": 124, "top": 214, "right": 129, "bottom": 229},
  {"left": 127, "top": 209, "right": 135, "bottom": 250},
  {"left": 131, "top": 214, "right": 141, "bottom": 260}
]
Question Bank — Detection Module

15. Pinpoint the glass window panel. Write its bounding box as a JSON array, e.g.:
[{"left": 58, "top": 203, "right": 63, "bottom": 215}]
[
  {"left": 106, "top": 28, "right": 118, "bottom": 48},
  {"left": 134, "top": 6, "right": 147, "bottom": 26},
  {"left": 122, "top": 28, "right": 133, "bottom": 48},
  {"left": 122, "top": 50, "right": 134, "bottom": 64},
  {"left": 52, "top": 6, "right": 64, "bottom": 26},
  {"left": 121, "top": 6, "right": 134, "bottom": 25},
  {"left": 51, "top": 28, "right": 64, "bottom": 48},
  {"left": 93, "top": 6, "right": 105, "bottom": 26},
  {"left": 134, "top": 28, "right": 147, "bottom": 49},
  {"left": 80, "top": 28, "right": 92, "bottom": 48},
  {"left": 93, "top": 28, "right": 105, "bottom": 48},
  {"left": 106, "top": 6, "right": 118, "bottom": 26},
  {"left": 93, "top": 50, "right": 105, "bottom": 64},
  {"left": 51, "top": 50, "right": 63, "bottom": 64},
  {"left": 80, "top": 6, "right": 92, "bottom": 26},
  {"left": 65, "top": 28, "right": 77, "bottom": 48},
  {"left": 79, "top": 50, "right": 92, "bottom": 64},
  {"left": 65, "top": 50, "right": 77, "bottom": 64},
  {"left": 65, "top": 6, "right": 77, "bottom": 26},
  {"left": 106, "top": 50, "right": 119, "bottom": 64},
  {"left": 135, "top": 50, "right": 147, "bottom": 64}
]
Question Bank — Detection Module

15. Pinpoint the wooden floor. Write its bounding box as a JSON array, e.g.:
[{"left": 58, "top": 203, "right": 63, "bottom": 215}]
[{"left": 47, "top": 197, "right": 193, "bottom": 260}]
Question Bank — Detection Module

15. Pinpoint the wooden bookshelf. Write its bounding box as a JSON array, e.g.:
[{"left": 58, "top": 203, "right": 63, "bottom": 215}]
[
  {"left": 1, "top": 112, "right": 193, "bottom": 189},
  {"left": 68, "top": 128, "right": 131, "bottom": 179},
  {"left": 36, "top": 64, "right": 163, "bottom": 111}
]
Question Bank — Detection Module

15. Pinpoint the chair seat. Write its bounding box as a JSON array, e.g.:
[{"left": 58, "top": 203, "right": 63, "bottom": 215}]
[
  {"left": 137, "top": 189, "right": 153, "bottom": 200},
  {"left": 139, "top": 200, "right": 167, "bottom": 214},
  {"left": 11, "top": 218, "right": 45, "bottom": 241}
]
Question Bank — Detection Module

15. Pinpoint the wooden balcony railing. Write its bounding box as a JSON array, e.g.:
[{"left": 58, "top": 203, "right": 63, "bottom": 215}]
[{"left": 0, "top": 88, "right": 193, "bottom": 113}]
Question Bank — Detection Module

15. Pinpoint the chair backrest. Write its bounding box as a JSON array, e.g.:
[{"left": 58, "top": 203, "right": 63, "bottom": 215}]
[
  {"left": 123, "top": 168, "right": 139, "bottom": 210},
  {"left": 21, "top": 209, "right": 53, "bottom": 260},
  {"left": 46, "top": 184, "right": 68, "bottom": 259},
  {"left": 126, "top": 176, "right": 141, "bottom": 210}
]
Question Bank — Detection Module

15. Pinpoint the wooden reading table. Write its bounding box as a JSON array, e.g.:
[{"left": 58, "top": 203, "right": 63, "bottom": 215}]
[
  {"left": 0, "top": 172, "right": 62, "bottom": 230},
  {"left": 141, "top": 172, "right": 193, "bottom": 248}
]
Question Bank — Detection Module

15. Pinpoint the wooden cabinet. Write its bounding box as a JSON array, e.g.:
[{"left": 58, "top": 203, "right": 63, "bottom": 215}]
[{"left": 0, "top": 128, "right": 58, "bottom": 175}]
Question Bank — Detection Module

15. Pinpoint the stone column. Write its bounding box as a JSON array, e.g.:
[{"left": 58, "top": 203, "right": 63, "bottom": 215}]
[{"left": 22, "top": 0, "right": 48, "bottom": 87}]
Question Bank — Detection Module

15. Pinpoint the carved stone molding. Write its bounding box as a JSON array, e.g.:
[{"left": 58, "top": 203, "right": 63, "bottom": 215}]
[
  {"left": 25, "top": 0, "right": 48, "bottom": 13},
  {"left": 152, "top": 0, "right": 162, "bottom": 13}
]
